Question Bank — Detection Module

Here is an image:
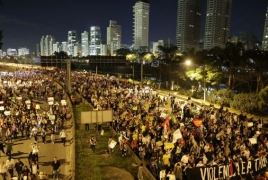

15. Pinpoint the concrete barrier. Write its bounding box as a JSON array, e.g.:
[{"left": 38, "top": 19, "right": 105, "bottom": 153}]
[{"left": 53, "top": 80, "right": 75, "bottom": 180}]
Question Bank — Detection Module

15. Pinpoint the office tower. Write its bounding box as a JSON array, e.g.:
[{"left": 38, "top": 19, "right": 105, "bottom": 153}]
[
  {"left": 0, "top": 50, "right": 2, "bottom": 56},
  {"left": 7, "top": 48, "right": 18, "bottom": 56},
  {"left": 176, "top": 0, "right": 201, "bottom": 52},
  {"left": 81, "top": 31, "right": 89, "bottom": 57},
  {"left": 238, "top": 32, "right": 257, "bottom": 50},
  {"left": 67, "top": 30, "right": 77, "bottom": 56},
  {"left": 100, "top": 44, "right": 108, "bottom": 55},
  {"left": 107, "top": 20, "right": 121, "bottom": 55},
  {"left": 262, "top": 7, "right": 268, "bottom": 51},
  {"left": 18, "top": 47, "right": 30, "bottom": 56},
  {"left": 61, "top": 42, "right": 68, "bottom": 53},
  {"left": 53, "top": 42, "right": 61, "bottom": 53},
  {"left": 152, "top": 40, "right": 164, "bottom": 57},
  {"left": 74, "top": 42, "right": 81, "bottom": 57},
  {"left": 89, "top": 26, "right": 101, "bottom": 55},
  {"left": 40, "top": 35, "right": 55, "bottom": 56},
  {"left": 204, "top": 0, "right": 232, "bottom": 50},
  {"left": 133, "top": 0, "right": 150, "bottom": 50}
]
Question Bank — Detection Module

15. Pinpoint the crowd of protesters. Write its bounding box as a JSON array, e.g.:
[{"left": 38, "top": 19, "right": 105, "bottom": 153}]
[
  {"left": 0, "top": 69, "right": 67, "bottom": 180},
  {"left": 52, "top": 70, "right": 268, "bottom": 180}
]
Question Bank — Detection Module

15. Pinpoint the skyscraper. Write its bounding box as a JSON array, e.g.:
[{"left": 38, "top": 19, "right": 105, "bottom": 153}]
[
  {"left": 81, "top": 31, "right": 89, "bottom": 57},
  {"left": 89, "top": 26, "right": 101, "bottom": 55},
  {"left": 18, "top": 47, "right": 30, "bottom": 56},
  {"left": 262, "top": 7, "right": 268, "bottom": 51},
  {"left": 133, "top": 0, "right": 150, "bottom": 50},
  {"left": 176, "top": 0, "right": 201, "bottom": 52},
  {"left": 107, "top": 20, "right": 121, "bottom": 55},
  {"left": 40, "top": 35, "right": 55, "bottom": 56},
  {"left": 204, "top": 0, "right": 232, "bottom": 50},
  {"left": 67, "top": 30, "right": 77, "bottom": 56}
]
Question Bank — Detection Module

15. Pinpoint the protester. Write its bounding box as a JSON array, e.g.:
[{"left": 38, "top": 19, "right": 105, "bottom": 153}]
[
  {"left": 89, "top": 136, "right": 97, "bottom": 153},
  {"left": 51, "top": 157, "right": 60, "bottom": 180}
]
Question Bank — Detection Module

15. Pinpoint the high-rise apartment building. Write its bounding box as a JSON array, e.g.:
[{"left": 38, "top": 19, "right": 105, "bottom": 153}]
[
  {"left": 18, "top": 47, "right": 30, "bottom": 56},
  {"left": 7, "top": 48, "right": 18, "bottom": 56},
  {"left": 152, "top": 40, "right": 164, "bottom": 57},
  {"left": 176, "top": 0, "right": 201, "bottom": 52},
  {"left": 40, "top": 35, "right": 55, "bottom": 56},
  {"left": 52, "top": 42, "right": 61, "bottom": 53},
  {"left": 262, "top": 7, "right": 268, "bottom": 51},
  {"left": 67, "top": 30, "right": 77, "bottom": 56},
  {"left": 61, "top": 42, "right": 68, "bottom": 53},
  {"left": 107, "top": 20, "right": 121, "bottom": 55},
  {"left": 204, "top": 0, "right": 232, "bottom": 50},
  {"left": 133, "top": 0, "right": 150, "bottom": 50},
  {"left": 89, "top": 26, "right": 101, "bottom": 55},
  {"left": 81, "top": 31, "right": 89, "bottom": 57}
]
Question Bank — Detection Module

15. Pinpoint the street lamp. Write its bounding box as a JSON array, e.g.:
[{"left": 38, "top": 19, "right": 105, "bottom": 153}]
[
  {"left": 141, "top": 53, "right": 153, "bottom": 85},
  {"left": 184, "top": 59, "right": 206, "bottom": 102}
]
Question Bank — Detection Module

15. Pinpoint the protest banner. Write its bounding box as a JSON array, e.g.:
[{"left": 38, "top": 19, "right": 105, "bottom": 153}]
[
  {"left": 186, "top": 156, "right": 268, "bottom": 180},
  {"left": 109, "top": 140, "right": 117, "bottom": 149}
]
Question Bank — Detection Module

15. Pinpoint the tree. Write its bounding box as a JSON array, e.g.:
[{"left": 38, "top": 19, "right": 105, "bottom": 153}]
[
  {"left": 223, "top": 42, "right": 244, "bottom": 90},
  {"left": 244, "top": 49, "right": 268, "bottom": 93},
  {"left": 116, "top": 48, "right": 132, "bottom": 56}
]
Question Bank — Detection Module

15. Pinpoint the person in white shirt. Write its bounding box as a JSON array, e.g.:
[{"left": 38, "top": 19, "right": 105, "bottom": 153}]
[
  {"left": 31, "top": 161, "right": 38, "bottom": 179},
  {"left": 180, "top": 153, "right": 189, "bottom": 165},
  {"left": 0, "top": 161, "right": 7, "bottom": 180},
  {"left": 6, "top": 157, "right": 15, "bottom": 178},
  {"left": 166, "top": 171, "right": 176, "bottom": 180},
  {"left": 59, "top": 129, "right": 67, "bottom": 146},
  {"left": 159, "top": 168, "right": 166, "bottom": 180}
]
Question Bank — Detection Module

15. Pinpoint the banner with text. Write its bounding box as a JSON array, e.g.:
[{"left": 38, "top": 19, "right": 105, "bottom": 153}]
[{"left": 186, "top": 155, "right": 267, "bottom": 180}]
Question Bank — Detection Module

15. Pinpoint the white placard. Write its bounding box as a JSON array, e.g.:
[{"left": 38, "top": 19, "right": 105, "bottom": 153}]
[
  {"left": 61, "top": 100, "right": 67, "bottom": 106},
  {"left": 17, "top": 97, "right": 22, "bottom": 100},
  {"left": 0, "top": 101, "right": 3, "bottom": 104},
  {"left": 0, "top": 106, "right": 4, "bottom": 110},
  {"left": 48, "top": 101, "right": 53, "bottom": 105},
  {"left": 49, "top": 115, "right": 55, "bottom": 120},
  {"left": 4, "top": 111, "right": 10, "bottom": 116},
  {"left": 108, "top": 140, "right": 117, "bottom": 149},
  {"left": 48, "top": 97, "right": 54, "bottom": 102},
  {"left": 25, "top": 100, "right": 31, "bottom": 104},
  {"left": 249, "top": 138, "right": 257, "bottom": 144},
  {"left": 248, "top": 122, "right": 253, "bottom": 127},
  {"left": 35, "top": 104, "right": 40, "bottom": 110}
]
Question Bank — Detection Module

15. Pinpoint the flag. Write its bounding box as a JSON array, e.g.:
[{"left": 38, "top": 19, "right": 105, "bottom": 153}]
[
  {"left": 161, "top": 117, "right": 170, "bottom": 130},
  {"left": 172, "top": 129, "right": 182, "bottom": 143},
  {"left": 192, "top": 118, "right": 203, "bottom": 127}
]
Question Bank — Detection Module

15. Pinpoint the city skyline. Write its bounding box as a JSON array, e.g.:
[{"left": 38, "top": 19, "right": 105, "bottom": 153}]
[{"left": 0, "top": 0, "right": 268, "bottom": 52}]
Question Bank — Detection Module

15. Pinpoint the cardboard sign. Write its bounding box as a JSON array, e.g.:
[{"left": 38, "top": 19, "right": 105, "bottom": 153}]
[
  {"left": 4, "top": 111, "right": 10, "bottom": 116},
  {"left": 48, "top": 97, "right": 54, "bottom": 102},
  {"left": 156, "top": 141, "right": 163, "bottom": 147},
  {"left": 48, "top": 101, "right": 53, "bottom": 105},
  {"left": 0, "top": 106, "right": 4, "bottom": 111},
  {"left": 16, "top": 97, "right": 22, "bottom": 100},
  {"left": 165, "top": 143, "right": 175, "bottom": 149},
  {"left": 49, "top": 115, "right": 55, "bottom": 120},
  {"left": 249, "top": 138, "right": 257, "bottom": 144},
  {"left": 35, "top": 104, "right": 40, "bottom": 110},
  {"left": 108, "top": 140, "right": 117, "bottom": 149},
  {"left": 248, "top": 122, "right": 253, "bottom": 127},
  {"left": 0, "top": 101, "right": 3, "bottom": 104},
  {"left": 61, "top": 100, "right": 67, "bottom": 106},
  {"left": 25, "top": 100, "right": 31, "bottom": 104}
]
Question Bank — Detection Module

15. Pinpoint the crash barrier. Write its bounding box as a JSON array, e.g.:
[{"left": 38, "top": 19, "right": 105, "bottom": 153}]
[{"left": 53, "top": 80, "right": 75, "bottom": 180}]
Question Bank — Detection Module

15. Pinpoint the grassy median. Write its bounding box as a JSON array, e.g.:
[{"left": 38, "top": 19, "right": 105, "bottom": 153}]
[{"left": 74, "top": 103, "right": 139, "bottom": 180}]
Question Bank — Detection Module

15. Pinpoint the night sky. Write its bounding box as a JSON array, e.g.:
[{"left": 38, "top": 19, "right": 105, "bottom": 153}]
[{"left": 0, "top": 0, "right": 267, "bottom": 53}]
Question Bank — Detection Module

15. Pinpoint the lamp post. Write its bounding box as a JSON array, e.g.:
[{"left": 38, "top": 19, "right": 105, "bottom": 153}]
[{"left": 184, "top": 59, "right": 206, "bottom": 101}]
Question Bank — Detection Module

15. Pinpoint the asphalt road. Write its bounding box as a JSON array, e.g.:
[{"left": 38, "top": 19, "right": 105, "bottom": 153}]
[{"left": 0, "top": 64, "right": 69, "bottom": 179}]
